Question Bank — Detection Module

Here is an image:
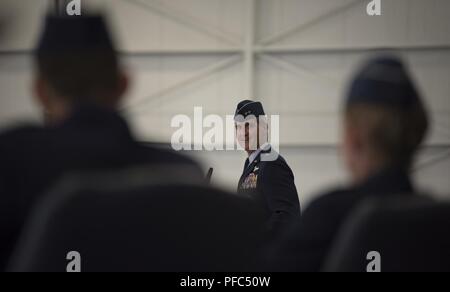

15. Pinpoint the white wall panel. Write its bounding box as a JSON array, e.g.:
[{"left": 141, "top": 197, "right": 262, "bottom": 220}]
[
  {"left": 0, "top": 0, "right": 449, "bottom": 201},
  {"left": 0, "top": 55, "right": 40, "bottom": 127},
  {"left": 0, "top": 0, "right": 50, "bottom": 51}
]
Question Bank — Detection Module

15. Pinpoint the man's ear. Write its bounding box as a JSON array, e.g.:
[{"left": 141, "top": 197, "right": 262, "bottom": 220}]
[
  {"left": 116, "top": 70, "right": 129, "bottom": 101},
  {"left": 345, "top": 121, "right": 365, "bottom": 156},
  {"left": 107, "top": 70, "right": 129, "bottom": 107},
  {"left": 33, "top": 76, "right": 51, "bottom": 111}
]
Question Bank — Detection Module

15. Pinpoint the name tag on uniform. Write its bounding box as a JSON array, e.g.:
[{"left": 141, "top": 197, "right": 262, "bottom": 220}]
[{"left": 242, "top": 173, "right": 258, "bottom": 190}]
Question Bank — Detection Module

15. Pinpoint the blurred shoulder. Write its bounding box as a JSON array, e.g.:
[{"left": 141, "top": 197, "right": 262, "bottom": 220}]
[
  {"left": 260, "top": 150, "right": 290, "bottom": 168},
  {"left": 138, "top": 143, "right": 204, "bottom": 174},
  {"left": 0, "top": 124, "right": 45, "bottom": 147},
  {"left": 303, "top": 188, "right": 360, "bottom": 219}
]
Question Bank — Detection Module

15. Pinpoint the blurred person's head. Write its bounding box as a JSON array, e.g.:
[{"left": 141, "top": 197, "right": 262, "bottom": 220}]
[
  {"left": 342, "top": 56, "right": 429, "bottom": 184},
  {"left": 234, "top": 100, "right": 268, "bottom": 155},
  {"left": 33, "top": 15, "right": 128, "bottom": 125}
]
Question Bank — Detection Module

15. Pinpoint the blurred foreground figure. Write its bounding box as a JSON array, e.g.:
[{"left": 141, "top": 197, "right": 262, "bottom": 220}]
[
  {"left": 0, "top": 15, "right": 202, "bottom": 270},
  {"left": 270, "top": 56, "right": 429, "bottom": 272},
  {"left": 9, "top": 170, "right": 264, "bottom": 272}
]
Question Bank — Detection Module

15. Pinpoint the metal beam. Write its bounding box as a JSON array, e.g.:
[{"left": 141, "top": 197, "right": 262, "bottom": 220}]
[
  {"left": 414, "top": 149, "right": 450, "bottom": 173},
  {"left": 257, "top": 0, "right": 363, "bottom": 47},
  {"left": 2, "top": 44, "right": 450, "bottom": 57},
  {"left": 122, "top": 54, "right": 242, "bottom": 115},
  {"left": 120, "top": 48, "right": 241, "bottom": 56},
  {"left": 259, "top": 53, "right": 341, "bottom": 85},
  {"left": 435, "top": 120, "right": 450, "bottom": 140},
  {"left": 243, "top": 0, "right": 256, "bottom": 99},
  {"left": 53, "top": 0, "right": 61, "bottom": 15},
  {"left": 257, "top": 44, "right": 450, "bottom": 54},
  {"left": 124, "top": 0, "right": 241, "bottom": 46}
]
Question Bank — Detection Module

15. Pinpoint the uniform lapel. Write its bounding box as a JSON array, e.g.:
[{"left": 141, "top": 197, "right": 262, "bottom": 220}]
[
  {"left": 238, "top": 153, "right": 261, "bottom": 189},
  {"left": 238, "top": 145, "right": 272, "bottom": 190}
]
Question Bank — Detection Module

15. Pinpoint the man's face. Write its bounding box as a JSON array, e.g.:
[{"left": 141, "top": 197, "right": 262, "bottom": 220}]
[
  {"left": 33, "top": 77, "right": 72, "bottom": 126},
  {"left": 342, "top": 121, "right": 357, "bottom": 179},
  {"left": 341, "top": 115, "right": 369, "bottom": 184},
  {"left": 235, "top": 119, "right": 259, "bottom": 152}
]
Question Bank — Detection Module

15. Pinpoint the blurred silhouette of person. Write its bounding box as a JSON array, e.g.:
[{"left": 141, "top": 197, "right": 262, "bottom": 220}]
[
  {"left": 235, "top": 100, "right": 300, "bottom": 238},
  {"left": 269, "top": 56, "right": 429, "bottom": 272},
  {"left": 0, "top": 15, "right": 203, "bottom": 270}
]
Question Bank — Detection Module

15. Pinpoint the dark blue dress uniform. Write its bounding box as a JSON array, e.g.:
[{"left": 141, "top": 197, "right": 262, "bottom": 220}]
[
  {"left": 0, "top": 16, "right": 204, "bottom": 271},
  {"left": 235, "top": 100, "right": 301, "bottom": 237},
  {"left": 269, "top": 57, "right": 428, "bottom": 272},
  {"left": 0, "top": 107, "right": 204, "bottom": 272},
  {"left": 270, "top": 168, "right": 414, "bottom": 272}
]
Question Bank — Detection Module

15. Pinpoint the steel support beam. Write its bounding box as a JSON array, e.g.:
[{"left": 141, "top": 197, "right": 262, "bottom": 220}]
[
  {"left": 125, "top": 0, "right": 241, "bottom": 46},
  {"left": 257, "top": 0, "right": 363, "bottom": 46},
  {"left": 122, "top": 54, "right": 242, "bottom": 115},
  {"left": 243, "top": 0, "right": 257, "bottom": 99}
]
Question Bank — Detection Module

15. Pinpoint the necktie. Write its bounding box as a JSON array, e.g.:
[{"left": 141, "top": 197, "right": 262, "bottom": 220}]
[
  {"left": 243, "top": 158, "right": 250, "bottom": 173},
  {"left": 238, "top": 158, "right": 250, "bottom": 191}
]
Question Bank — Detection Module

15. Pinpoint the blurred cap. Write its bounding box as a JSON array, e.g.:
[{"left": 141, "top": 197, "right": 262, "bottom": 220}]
[
  {"left": 346, "top": 56, "right": 422, "bottom": 109},
  {"left": 36, "top": 15, "right": 115, "bottom": 54},
  {"left": 234, "top": 100, "right": 266, "bottom": 121}
]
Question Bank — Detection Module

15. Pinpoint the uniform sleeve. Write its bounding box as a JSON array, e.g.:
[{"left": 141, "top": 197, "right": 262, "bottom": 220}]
[
  {"left": 0, "top": 134, "right": 8, "bottom": 204},
  {"left": 260, "top": 159, "right": 301, "bottom": 235},
  {"left": 0, "top": 133, "right": 17, "bottom": 269},
  {"left": 0, "top": 128, "right": 32, "bottom": 270},
  {"left": 266, "top": 190, "right": 358, "bottom": 272}
]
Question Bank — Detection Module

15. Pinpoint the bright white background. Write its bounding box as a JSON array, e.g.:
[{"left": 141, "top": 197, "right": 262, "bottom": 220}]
[{"left": 0, "top": 0, "right": 449, "bottom": 207}]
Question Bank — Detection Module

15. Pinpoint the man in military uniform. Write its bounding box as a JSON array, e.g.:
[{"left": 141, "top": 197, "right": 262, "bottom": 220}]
[
  {"left": 0, "top": 15, "right": 203, "bottom": 270},
  {"left": 270, "top": 56, "right": 430, "bottom": 272},
  {"left": 235, "top": 100, "right": 301, "bottom": 237}
]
